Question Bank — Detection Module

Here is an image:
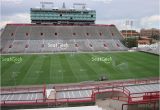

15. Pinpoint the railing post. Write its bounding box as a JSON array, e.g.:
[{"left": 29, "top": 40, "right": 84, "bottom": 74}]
[
  {"left": 122, "top": 104, "right": 124, "bottom": 110},
  {"left": 153, "top": 102, "right": 156, "bottom": 110},
  {"left": 123, "top": 86, "right": 124, "bottom": 93},
  {"left": 128, "top": 94, "right": 130, "bottom": 103}
]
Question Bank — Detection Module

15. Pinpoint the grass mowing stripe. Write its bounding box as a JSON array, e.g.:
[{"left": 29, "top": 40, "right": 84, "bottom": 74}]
[
  {"left": 65, "top": 54, "right": 81, "bottom": 82},
  {"left": 76, "top": 54, "right": 98, "bottom": 80},
  {"left": 50, "top": 54, "right": 55, "bottom": 82},
  {"left": 1, "top": 61, "right": 14, "bottom": 75},
  {"left": 20, "top": 56, "right": 44, "bottom": 85},
  {"left": 54, "top": 55, "right": 64, "bottom": 83},
  {"left": 65, "top": 54, "right": 89, "bottom": 82},
  {"left": 38, "top": 55, "right": 51, "bottom": 84},
  {"left": 113, "top": 52, "right": 159, "bottom": 77},
  {"left": 126, "top": 52, "right": 158, "bottom": 65},
  {"left": 59, "top": 54, "right": 76, "bottom": 83},
  {"left": 113, "top": 54, "right": 137, "bottom": 78},
  {"left": 1, "top": 52, "right": 159, "bottom": 86},
  {"left": 85, "top": 53, "right": 125, "bottom": 80},
  {"left": 1, "top": 56, "right": 35, "bottom": 86},
  {"left": 1, "top": 56, "right": 32, "bottom": 86},
  {"left": 14, "top": 56, "right": 36, "bottom": 85},
  {"left": 50, "top": 54, "right": 64, "bottom": 83}
]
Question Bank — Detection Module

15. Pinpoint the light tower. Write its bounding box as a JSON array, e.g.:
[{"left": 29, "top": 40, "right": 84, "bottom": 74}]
[
  {"left": 40, "top": 2, "right": 54, "bottom": 9},
  {"left": 73, "top": 3, "right": 86, "bottom": 9}
]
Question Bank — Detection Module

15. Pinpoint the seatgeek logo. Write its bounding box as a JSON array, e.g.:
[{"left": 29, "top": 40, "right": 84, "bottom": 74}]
[
  {"left": 1, "top": 57, "right": 23, "bottom": 64},
  {"left": 91, "top": 56, "right": 112, "bottom": 64},
  {"left": 48, "top": 43, "right": 69, "bottom": 49}
]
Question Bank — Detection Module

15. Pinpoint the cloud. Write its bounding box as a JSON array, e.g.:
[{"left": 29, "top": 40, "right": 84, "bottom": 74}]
[
  {"left": 96, "top": 19, "right": 127, "bottom": 30},
  {"left": 92, "top": 0, "right": 112, "bottom": 3},
  {"left": 140, "top": 15, "right": 160, "bottom": 25},
  {"left": 0, "top": 21, "right": 13, "bottom": 29},
  {"left": 96, "top": 19, "right": 143, "bottom": 31},
  {"left": 1, "top": 0, "right": 23, "bottom": 4},
  {"left": 1, "top": 13, "right": 30, "bottom": 28},
  {"left": 140, "top": 15, "right": 160, "bottom": 28}
]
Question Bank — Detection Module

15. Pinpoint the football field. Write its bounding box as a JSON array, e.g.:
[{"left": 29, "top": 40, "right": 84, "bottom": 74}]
[{"left": 1, "top": 52, "right": 159, "bottom": 86}]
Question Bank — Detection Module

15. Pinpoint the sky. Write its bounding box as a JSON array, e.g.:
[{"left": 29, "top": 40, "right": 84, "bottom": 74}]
[{"left": 0, "top": 0, "right": 160, "bottom": 31}]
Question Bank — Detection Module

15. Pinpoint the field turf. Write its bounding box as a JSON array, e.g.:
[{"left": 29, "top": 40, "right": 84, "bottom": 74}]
[{"left": 1, "top": 52, "right": 159, "bottom": 86}]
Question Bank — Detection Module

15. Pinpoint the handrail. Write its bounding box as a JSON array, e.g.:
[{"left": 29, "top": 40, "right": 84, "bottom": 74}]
[
  {"left": 55, "top": 78, "right": 159, "bottom": 91},
  {"left": 1, "top": 78, "right": 159, "bottom": 106},
  {"left": 6, "top": 23, "right": 115, "bottom": 27}
]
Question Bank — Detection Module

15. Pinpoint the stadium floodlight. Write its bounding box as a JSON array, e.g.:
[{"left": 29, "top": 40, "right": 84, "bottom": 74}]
[
  {"left": 73, "top": 3, "right": 86, "bottom": 9},
  {"left": 40, "top": 2, "right": 54, "bottom": 9}
]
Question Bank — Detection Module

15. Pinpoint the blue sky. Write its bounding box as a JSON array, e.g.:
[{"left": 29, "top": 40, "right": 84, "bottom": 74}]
[{"left": 1, "top": 0, "right": 160, "bottom": 31}]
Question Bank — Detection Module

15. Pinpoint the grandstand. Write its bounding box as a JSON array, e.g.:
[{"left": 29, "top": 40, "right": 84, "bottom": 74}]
[
  {"left": 1, "top": 2, "right": 159, "bottom": 110},
  {"left": 137, "top": 42, "right": 160, "bottom": 55},
  {"left": 0, "top": 24, "right": 127, "bottom": 54},
  {"left": 1, "top": 78, "right": 159, "bottom": 110}
]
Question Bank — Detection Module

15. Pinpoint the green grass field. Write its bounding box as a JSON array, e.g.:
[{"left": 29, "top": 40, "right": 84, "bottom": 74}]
[{"left": 1, "top": 52, "right": 159, "bottom": 86}]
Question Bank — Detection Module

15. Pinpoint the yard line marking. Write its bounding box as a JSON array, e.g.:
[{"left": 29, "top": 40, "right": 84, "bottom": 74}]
[{"left": 18, "top": 94, "right": 22, "bottom": 100}]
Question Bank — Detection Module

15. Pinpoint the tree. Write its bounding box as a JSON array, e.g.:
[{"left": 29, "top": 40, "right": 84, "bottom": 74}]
[{"left": 123, "top": 37, "right": 138, "bottom": 48}]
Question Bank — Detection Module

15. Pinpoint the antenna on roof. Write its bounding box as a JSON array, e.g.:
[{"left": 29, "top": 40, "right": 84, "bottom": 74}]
[
  {"left": 73, "top": 3, "right": 86, "bottom": 9},
  {"left": 62, "top": 2, "right": 66, "bottom": 9},
  {"left": 40, "top": 2, "right": 54, "bottom": 9}
]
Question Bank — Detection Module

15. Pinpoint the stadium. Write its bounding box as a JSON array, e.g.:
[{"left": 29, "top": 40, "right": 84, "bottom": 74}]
[{"left": 0, "top": 2, "right": 159, "bottom": 110}]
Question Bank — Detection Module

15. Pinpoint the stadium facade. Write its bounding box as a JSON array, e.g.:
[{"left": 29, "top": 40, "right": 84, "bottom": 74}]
[
  {"left": 0, "top": 24, "right": 127, "bottom": 54},
  {"left": 0, "top": 3, "right": 159, "bottom": 110},
  {"left": 30, "top": 8, "right": 96, "bottom": 24}
]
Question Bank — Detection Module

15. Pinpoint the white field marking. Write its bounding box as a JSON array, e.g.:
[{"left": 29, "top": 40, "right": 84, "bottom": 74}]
[
  {"left": 18, "top": 94, "right": 22, "bottom": 100},
  {"left": 10, "top": 94, "right": 14, "bottom": 100},
  {"left": 30, "top": 93, "right": 34, "bottom": 100},
  {"left": 58, "top": 70, "right": 62, "bottom": 72},
  {"left": 71, "top": 91, "right": 75, "bottom": 98},
  {"left": 26, "top": 94, "right": 29, "bottom": 100},
  {"left": 78, "top": 91, "right": 82, "bottom": 97},
  {"left": 80, "top": 69, "right": 86, "bottom": 72},
  {"left": 62, "top": 70, "right": 64, "bottom": 82},
  {"left": 85, "top": 90, "right": 90, "bottom": 97},
  {"left": 6, "top": 95, "right": 10, "bottom": 101}
]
